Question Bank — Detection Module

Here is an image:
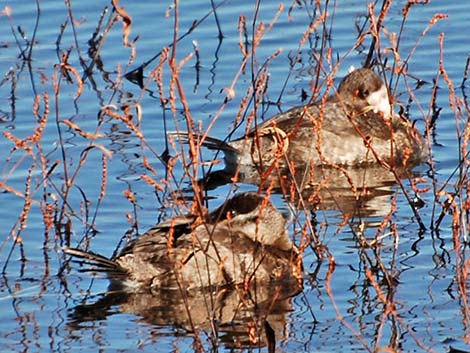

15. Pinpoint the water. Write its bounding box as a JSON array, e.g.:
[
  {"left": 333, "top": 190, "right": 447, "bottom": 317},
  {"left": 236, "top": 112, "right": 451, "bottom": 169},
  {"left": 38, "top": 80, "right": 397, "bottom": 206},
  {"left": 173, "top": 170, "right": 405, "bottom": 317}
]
[{"left": 1, "top": 1, "right": 469, "bottom": 352}]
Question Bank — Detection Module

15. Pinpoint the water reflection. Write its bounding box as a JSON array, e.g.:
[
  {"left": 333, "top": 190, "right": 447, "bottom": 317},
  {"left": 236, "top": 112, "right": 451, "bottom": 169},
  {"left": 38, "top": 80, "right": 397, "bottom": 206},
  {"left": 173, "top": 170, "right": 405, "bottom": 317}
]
[
  {"left": 200, "top": 162, "right": 423, "bottom": 220},
  {"left": 2, "top": 0, "right": 468, "bottom": 351},
  {"left": 67, "top": 282, "right": 301, "bottom": 350}
]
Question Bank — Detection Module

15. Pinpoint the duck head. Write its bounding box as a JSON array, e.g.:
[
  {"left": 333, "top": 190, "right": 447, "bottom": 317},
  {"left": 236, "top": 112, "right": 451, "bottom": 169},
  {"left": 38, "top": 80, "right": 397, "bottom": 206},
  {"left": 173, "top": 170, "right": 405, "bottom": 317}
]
[
  {"left": 337, "top": 68, "right": 392, "bottom": 119},
  {"left": 208, "top": 192, "right": 294, "bottom": 252}
]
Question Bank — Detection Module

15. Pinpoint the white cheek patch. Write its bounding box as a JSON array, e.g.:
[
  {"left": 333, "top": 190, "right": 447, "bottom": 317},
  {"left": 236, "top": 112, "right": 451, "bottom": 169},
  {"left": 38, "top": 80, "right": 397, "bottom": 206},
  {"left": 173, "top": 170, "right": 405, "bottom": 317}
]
[{"left": 367, "top": 85, "right": 392, "bottom": 119}]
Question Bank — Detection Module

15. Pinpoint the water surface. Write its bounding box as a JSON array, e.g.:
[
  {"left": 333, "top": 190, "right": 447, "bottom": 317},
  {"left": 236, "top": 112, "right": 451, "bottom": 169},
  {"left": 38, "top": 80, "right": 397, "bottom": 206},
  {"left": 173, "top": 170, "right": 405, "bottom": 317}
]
[{"left": 1, "top": 1, "right": 469, "bottom": 352}]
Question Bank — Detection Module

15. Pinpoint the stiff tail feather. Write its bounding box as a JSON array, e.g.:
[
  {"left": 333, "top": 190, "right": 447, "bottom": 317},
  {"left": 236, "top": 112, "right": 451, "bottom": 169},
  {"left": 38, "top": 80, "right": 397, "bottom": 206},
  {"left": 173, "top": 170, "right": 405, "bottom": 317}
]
[
  {"left": 64, "top": 247, "right": 126, "bottom": 276},
  {"left": 168, "top": 132, "right": 239, "bottom": 154}
]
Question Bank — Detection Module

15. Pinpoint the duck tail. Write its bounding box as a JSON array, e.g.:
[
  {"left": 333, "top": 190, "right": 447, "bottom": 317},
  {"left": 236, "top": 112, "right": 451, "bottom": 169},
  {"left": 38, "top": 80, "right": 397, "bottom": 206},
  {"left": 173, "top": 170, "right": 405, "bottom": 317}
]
[
  {"left": 168, "top": 132, "right": 239, "bottom": 154},
  {"left": 64, "top": 247, "right": 126, "bottom": 276}
]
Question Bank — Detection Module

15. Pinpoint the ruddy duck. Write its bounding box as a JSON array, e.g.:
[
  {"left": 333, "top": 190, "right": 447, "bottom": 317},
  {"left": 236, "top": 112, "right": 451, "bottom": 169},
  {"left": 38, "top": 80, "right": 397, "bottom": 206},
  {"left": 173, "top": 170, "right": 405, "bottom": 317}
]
[
  {"left": 65, "top": 193, "right": 303, "bottom": 291},
  {"left": 172, "top": 68, "right": 426, "bottom": 172}
]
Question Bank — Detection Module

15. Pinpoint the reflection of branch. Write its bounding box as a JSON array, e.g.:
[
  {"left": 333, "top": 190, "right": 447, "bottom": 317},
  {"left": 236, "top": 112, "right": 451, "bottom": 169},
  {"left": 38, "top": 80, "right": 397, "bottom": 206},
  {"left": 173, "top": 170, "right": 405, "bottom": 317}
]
[
  {"left": 124, "top": 0, "right": 230, "bottom": 86},
  {"left": 364, "top": 0, "right": 393, "bottom": 69}
]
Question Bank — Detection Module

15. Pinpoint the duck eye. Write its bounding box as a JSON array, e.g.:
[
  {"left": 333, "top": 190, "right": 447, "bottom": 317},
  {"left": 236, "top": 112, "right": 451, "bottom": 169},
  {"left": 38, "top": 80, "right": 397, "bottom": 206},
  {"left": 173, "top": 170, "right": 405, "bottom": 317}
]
[{"left": 354, "top": 88, "right": 369, "bottom": 99}]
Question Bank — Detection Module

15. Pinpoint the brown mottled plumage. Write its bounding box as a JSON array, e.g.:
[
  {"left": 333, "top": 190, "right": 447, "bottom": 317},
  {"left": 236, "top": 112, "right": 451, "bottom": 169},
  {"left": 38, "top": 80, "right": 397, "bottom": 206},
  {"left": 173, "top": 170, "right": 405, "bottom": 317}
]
[
  {"left": 172, "top": 68, "right": 426, "bottom": 171},
  {"left": 65, "top": 193, "right": 303, "bottom": 291}
]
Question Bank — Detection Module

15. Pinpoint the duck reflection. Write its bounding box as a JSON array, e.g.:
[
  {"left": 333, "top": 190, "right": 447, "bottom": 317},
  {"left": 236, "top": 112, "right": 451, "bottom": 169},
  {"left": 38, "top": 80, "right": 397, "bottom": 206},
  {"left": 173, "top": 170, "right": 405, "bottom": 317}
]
[
  {"left": 200, "top": 163, "right": 422, "bottom": 220},
  {"left": 67, "top": 280, "right": 300, "bottom": 350}
]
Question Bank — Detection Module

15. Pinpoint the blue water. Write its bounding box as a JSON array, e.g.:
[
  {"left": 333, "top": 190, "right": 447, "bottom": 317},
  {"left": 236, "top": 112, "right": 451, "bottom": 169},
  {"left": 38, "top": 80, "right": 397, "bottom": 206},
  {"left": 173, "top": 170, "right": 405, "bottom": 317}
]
[{"left": 1, "top": 1, "right": 469, "bottom": 352}]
